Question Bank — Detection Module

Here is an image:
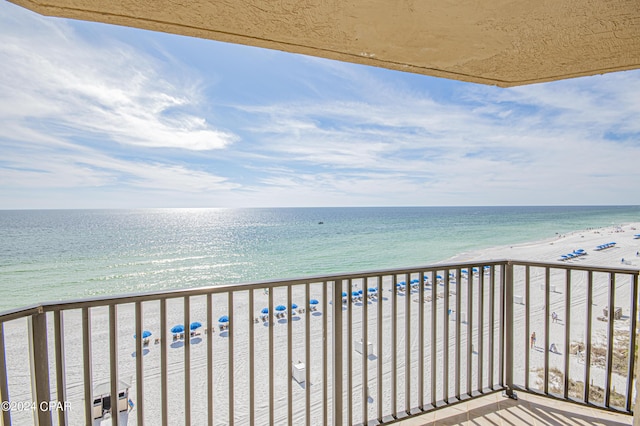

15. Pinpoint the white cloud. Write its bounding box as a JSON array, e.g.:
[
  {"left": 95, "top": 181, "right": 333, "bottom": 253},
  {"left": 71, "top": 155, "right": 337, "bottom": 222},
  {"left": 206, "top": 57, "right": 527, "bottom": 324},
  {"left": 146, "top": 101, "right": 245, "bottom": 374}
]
[
  {"left": 0, "top": 3, "right": 237, "bottom": 152},
  {"left": 233, "top": 65, "right": 640, "bottom": 205}
]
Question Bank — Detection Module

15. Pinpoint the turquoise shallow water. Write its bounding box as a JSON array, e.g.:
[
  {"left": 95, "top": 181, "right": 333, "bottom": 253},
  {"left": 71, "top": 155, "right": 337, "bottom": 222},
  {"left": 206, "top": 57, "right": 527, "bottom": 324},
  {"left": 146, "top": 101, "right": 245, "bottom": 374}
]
[{"left": 1, "top": 206, "right": 639, "bottom": 311}]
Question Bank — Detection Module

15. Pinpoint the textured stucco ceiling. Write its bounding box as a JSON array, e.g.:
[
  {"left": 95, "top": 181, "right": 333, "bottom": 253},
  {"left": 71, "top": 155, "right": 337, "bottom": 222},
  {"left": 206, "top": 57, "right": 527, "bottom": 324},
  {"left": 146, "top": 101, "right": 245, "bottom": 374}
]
[{"left": 9, "top": 0, "right": 640, "bottom": 87}]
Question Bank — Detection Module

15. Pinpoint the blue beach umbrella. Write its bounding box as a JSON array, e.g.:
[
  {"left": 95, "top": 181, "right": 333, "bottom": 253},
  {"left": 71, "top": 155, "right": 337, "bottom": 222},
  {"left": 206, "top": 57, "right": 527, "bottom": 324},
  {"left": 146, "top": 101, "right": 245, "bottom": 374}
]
[
  {"left": 171, "top": 325, "right": 185, "bottom": 334},
  {"left": 436, "top": 275, "right": 443, "bottom": 280},
  {"left": 191, "top": 321, "right": 203, "bottom": 330},
  {"left": 352, "top": 291, "right": 359, "bottom": 297},
  {"left": 309, "top": 299, "right": 319, "bottom": 305},
  {"left": 342, "top": 292, "right": 348, "bottom": 298},
  {"left": 133, "top": 330, "right": 152, "bottom": 339},
  {"left": 261, "top": 307, "right": 269, "bottom": 314},
  {"left": 357, "top": 289, "right": 363, "bottom": 295},
  {"left": 217, "top": 316, "right": 228, "bottom": 324},
  {"left": 398, "top": 281, "right": 406, "bottom": 286},
  {"left": 291, "top": 303, "right": 298, "bottom": 310},
  {"left": 275, "top": 305, "right": 286, "bottom": 312},
  {"left": 368, "top": 287, "right": 377, "bottom": 293}
]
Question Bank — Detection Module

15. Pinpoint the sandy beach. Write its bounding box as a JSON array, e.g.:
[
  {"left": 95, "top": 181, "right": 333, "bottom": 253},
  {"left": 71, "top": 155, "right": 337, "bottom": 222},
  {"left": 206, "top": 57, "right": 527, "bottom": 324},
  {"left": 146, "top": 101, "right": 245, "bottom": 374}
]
[{"left": 2, "top": 222, "right": 639, "bottom": 425}]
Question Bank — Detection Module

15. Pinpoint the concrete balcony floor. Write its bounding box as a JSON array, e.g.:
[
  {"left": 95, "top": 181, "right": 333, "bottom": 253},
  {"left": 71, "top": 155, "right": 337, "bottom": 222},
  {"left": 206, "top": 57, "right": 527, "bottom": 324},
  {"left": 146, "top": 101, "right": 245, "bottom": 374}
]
[{"left": 392, "top": 392, "right": 633, "bottom": 426}]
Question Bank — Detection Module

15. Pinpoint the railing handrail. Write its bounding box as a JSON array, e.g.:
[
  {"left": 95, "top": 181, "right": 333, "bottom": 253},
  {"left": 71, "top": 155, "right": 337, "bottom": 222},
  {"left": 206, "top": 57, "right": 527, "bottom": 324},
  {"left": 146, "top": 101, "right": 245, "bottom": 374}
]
[{"left": 509, "top": 259, "right": 640, "bottom": 274}]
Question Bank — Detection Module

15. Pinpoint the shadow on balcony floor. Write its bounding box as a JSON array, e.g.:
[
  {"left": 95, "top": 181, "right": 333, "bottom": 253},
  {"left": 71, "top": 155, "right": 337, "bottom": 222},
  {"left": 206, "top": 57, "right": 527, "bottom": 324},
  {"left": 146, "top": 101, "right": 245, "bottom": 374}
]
[{"left": 391, "top": 391, "right": 632, "bottom": 425}]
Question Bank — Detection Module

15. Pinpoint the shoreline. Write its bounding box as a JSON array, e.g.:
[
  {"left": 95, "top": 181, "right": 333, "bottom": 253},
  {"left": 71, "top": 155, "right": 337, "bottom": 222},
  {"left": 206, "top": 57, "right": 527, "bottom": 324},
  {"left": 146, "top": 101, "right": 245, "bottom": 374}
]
[{"left": 445, "top": 221, "right": 640, "bottom": 267}]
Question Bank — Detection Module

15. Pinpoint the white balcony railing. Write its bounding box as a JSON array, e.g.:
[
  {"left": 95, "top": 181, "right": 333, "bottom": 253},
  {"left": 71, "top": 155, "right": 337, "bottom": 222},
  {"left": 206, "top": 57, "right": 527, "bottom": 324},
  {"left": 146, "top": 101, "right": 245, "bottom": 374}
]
[{"left": 0, "top": 260, "right": 637, "bottom": 425}]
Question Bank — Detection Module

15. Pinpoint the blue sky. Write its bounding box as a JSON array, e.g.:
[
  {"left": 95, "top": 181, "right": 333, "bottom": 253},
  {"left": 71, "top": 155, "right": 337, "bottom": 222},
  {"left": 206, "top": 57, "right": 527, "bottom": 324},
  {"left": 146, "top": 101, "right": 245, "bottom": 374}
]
[{"left": 1, "top": 2, "right": 639, "bottom": 209}]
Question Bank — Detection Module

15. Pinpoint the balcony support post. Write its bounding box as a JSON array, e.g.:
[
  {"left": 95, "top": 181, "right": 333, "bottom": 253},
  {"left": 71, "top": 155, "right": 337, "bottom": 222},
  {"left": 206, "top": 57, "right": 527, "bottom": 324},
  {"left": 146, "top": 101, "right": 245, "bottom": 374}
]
[
  {"left": 29, "top": 311, "right": 53, "bottom": 426},
  {"left": 502, "top": 261, "right": 517, "bottom": 400},
  {"left": 0, "top": 322, "right": 11, "bottom": 426}
]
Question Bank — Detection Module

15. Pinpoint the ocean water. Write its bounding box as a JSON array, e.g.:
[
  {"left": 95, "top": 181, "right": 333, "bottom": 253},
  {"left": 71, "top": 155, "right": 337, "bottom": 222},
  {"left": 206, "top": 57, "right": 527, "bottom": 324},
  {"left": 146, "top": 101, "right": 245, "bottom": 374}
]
[{"left": 1, "top": 206, "right": 639, "bottom": 312}]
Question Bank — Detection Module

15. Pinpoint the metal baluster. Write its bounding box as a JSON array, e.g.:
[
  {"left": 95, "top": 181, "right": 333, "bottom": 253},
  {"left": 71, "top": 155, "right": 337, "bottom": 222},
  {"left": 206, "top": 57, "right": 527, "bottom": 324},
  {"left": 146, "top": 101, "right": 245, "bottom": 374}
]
[
  {"left": 503, "top": 262, "right": 516, "bottom": 399},
  {"left": 109, "top": 305, "right": 119, "bottom": 426},
  {"left": 333, "top": 279, "right": 343, "bottom": 426},
  {"left": 626, "top": 273, "right": 638, "bottom": 412},
  {"left": 377, "top": 276, "right": 383, "bottom": 422},
  {"left": 228, "top": 292, "right": 234, "bottom": 425},
  {"left": 466, "top": 267, "right": 472, "bottom": 396},
  {"left": 184, "top": 297, "right": 191, "bottom": 426},
  {"left": 584, "top": 271, "right": 593, "bottom": 404},
  {"left": 478, "top": 267, "right": 485, "bottom": 393},
  {"left": 287, "top": 286, "right": 293, "bottom": 426},
  {"left": 247, "top": 291, "right": 253, "bottom": 426},
  {"left": 323, "top": 281, "right": 328, "bottom": 425},
  {"left": 305, "top": 283, "right": 311, "bottom": 426},
  {"left": 443, "top": 270, "right": 449, "bottom": 403},
  {"left": 268, "top": 286, "right": 274, "bottom": 425},
  {"left": 391, "top": 275, "right": 397, "bottom": 414},
  {"left": 524, "top": 266, "right": 530, "bottom": 390},
  {"left": 604, "top": 273, "right": 615, "bottom": 407},
  {"left": 418, "top": 271, "right": 424, "bottom": 410},
  {"left": 488, "top": 268, "right": 495, "bottom": 390},
  {"left": 431, "top": 271, "right": 437, "bottom": 407},
  {"left": 543, "top": 268, "right": 550, "bottom": 395},
  {"left": 161, "top": 299, "right": 168, "bottom": 426},
  {"left": 209, "top": 290, "right": 216, "bottom": 426},
  {"left": 347, "top": 279, "right": 353, "bottom": 424},
  {"left": 455, "top": 269, "right": 461, "bottom": 400},
  {"left": 404, "top": 273, "right": 411, "bottom": 413},
  {"left": 499, "top": 265, "right": 505, "bottom": 388},
  {"left": 362, "top": 277, "right": 369, "bottom": 424},
  {"left": 134, "top": 303, "right": 143, "bottom": 426},
  {"left": 563, "top": 270, "right": 571, "bottom": 400}
]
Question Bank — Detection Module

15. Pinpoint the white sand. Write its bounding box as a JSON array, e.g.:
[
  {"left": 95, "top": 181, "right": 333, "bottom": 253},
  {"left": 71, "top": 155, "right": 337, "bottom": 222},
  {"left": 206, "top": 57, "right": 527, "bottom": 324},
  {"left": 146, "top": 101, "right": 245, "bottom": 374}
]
[{"left": 2, "top": 222, "right": 639, "bottom": 425}]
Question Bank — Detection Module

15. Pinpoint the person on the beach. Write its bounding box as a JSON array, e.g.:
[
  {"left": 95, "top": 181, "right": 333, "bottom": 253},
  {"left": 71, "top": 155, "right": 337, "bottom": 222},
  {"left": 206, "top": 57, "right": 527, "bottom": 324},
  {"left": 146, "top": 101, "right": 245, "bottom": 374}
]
[
  {"left": 530, "top": 332, "right": 536, "bottom": 349},
  {"left": 550, "top": 343, "right": 557, "bottom": 353},
  {"left": 552, "top": 312, "right": 558, "bottom": 323}
]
